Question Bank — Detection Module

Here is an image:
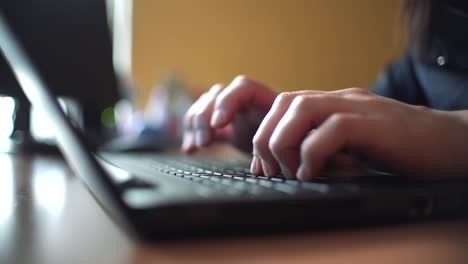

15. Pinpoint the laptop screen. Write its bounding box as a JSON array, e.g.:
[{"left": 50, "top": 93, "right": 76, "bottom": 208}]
[{"left": 0, "top": 12, "right": 134, "bottom": 228}]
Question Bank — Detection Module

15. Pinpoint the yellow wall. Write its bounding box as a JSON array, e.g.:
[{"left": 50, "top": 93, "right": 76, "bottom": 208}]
[{"left": 132, "top": 0, "right": 403, "bottom": 107}]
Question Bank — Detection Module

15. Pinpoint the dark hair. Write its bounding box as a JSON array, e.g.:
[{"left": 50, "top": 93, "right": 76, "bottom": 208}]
[{"left": 402, "top": 0, "right": 440, "bottom": 56}]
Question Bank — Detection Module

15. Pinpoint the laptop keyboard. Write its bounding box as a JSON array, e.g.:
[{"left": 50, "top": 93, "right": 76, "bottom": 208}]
[
  {"left": 153, "top": 157, "right": 332, "bottom": 196},
  {"left": 104, "top": 154, "right": 358, "bottom": 197}
]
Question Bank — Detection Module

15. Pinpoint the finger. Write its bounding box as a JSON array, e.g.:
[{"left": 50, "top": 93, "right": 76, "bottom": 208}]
[
  {"left": 253, "top": 88, "right": 368, "bottom": 176},
  {"left": 297, "top": 113, "right": 379, "bottom": 181},
  {"left": 192, "top": 84, "right": 222, "bottom": 148},
  {"left": 181, "top": 132, "right": 197, "bottom": 154},
  {"left": 250, "top": 155, "right": 263, "bottom": 176},
  {"left": 183, "top": 92, "right": 207, "bottom": 131},
  {"left": 268, "top": 95, "right": 360, "bottom": 177},
  {"left": 252, "top": 91, "right": 319, "bottom": 177},
  {"left": 182, "top": 92, "right": 207, "bottom": 153},
  {"left": 182, "top": 84, "right": 222, "bottom": 153},
  {"left": 192, "top": 84, "right": 223, "bottom": 147},
  {"left": 210, "top": 75, "right": 276, "bottom": 128}
]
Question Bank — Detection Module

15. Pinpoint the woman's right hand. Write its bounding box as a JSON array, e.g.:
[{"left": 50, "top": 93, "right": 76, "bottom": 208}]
[{"left": 182, "top": 75, "right": 277, "bottom": 154}]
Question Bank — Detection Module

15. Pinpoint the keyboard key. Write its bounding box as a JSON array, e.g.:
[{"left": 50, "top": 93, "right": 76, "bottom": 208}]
[
  {"left": 258, "top": 180, "right": 274, "bottom": 188},
  {"left": 273, "top": 183, "right": 297, "bottom": 194},
  {"left": 270, "top": 177, "right": 285, "bottom": 182},
  {"left": 245, "top": 178, "right": 258, "bottom": 184},
  {"left": 300, "top": 182, "right": 330, "bottom": 194},
  {"left": 106, "top": 154, "right": 346, "bottom": 197},
  {"left": 284, "top": 180, "right": 300, "bottom": 186}
]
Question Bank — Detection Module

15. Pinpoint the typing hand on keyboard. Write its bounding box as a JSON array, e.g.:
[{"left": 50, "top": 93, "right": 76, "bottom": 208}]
[
  {"left": 182, "top": 76, "right": 468, "bottom": 182},
  {"left": 181, "top": 76, "right": 276, "bottom": 155},
  {"left": 149, "top": 156, "right": 335, "bottom": 197}
]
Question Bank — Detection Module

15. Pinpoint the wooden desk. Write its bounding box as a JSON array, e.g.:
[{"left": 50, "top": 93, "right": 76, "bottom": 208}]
[{"left": 1, "top": 152, "right": 468, "bottom": 264}]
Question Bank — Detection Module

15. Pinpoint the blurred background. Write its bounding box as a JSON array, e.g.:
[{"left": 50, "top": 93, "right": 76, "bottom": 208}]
[
  {"left": 132, "top": 0, "right": 403, "bottom": 107},
  {"left": 0, "top": 0, "right": 404, "bottom": 150}
]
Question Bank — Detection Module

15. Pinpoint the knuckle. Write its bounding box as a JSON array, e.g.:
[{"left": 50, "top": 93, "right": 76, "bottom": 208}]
[
  {"left": 275, "top": 92, "right": 294, "bottom": 105},
  {"left": 198, "top": 91, "right": 208, "bottom": 100},
  {"left": 213, "top": 92, "right": 225, "bottom": 106},
  {"left": 347, "top": 87, "right": 368, "bottom": 94},
  {"left": 233, "top": 74, "right": 251, "bottom": 85},
  {"left": 212, "top": 83, "right": 223, "bottom": 89},
  {"left": 328, "top": 113, "right": 353, "bottom": 130},
  {"left": 186, "top": 100, "right": 200, "bottom": 115},
  {"left": 209, "top": 83, "right": 224, "bottom": 94},
  {"left": 252, "top": 134, "right": 269, "bottom": 155},
  {"left": 268, "top": 136, "right": 283, "bottom": 157},
  {"left": 252, "top": 134, "right": 262, "bottom": 147},
  {"left": 413, "top": 105, "right": 430, "bottom": 112},
  {"left": 300, "top": 141, "right": 313, "bottom": 160},
  {"left": 342, "top": 87, "right": 368, "bottom": 99},
  {"left": 213, "top": 91, "right": 230, "bottom": 111},
  {"left": 217, "top": 76, "right": 250, "bottom": 104},
  {"left": 290, "top": 95, "right": 310, "bottom": 112}
]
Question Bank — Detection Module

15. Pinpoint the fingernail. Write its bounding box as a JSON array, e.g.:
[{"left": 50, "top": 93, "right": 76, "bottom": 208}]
[
  {"left": 195, "top": 130, "right": 208, "bottom": 147},
  {"left": 250, "top": 157, "right": 258, "bottom": 174},
  {"left": 297, "top": 164, "right": 309, "bottom": 181},
  {"left": 262, "top": 160, "right": 275, "bottom": 177},
  {"left": 211, "top": 108, "right": 226, "bottom": 128}
]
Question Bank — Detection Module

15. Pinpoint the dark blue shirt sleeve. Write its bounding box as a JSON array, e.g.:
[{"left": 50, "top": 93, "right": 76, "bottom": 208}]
[{"left": 370, "top": 55, "right": 427, "bottom": 106}]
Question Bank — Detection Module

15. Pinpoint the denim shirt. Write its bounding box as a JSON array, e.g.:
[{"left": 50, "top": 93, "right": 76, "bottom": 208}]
[{"left": 371, "top": 3, "right": 468, "bottom": 111}]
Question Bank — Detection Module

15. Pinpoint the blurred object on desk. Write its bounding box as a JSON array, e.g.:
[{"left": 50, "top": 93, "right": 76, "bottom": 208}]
[{"left": 104, "top": 72, "right": 193, "bottom": 152}]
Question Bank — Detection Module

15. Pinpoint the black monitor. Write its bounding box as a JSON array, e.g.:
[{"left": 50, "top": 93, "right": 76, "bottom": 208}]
[{"left": 0, "top": 0, "right": 123, "bottom": 140}]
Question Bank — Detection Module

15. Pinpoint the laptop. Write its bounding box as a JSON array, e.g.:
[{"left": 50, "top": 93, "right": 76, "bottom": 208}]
[{"left": 1, "top": 13, "right": 467, "bottom": 241}]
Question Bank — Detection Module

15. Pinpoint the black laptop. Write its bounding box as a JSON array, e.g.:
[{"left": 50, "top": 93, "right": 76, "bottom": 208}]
[{"left": 1, "top": 13, "right": 467, "bottom": 241}]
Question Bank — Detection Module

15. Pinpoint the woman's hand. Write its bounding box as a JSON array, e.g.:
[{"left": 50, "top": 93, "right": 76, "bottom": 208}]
[
  {"left": 182, "top": 75, "right": 277, "bottom": 154},
  {"left": 251, "top": 87, "right": 468, "bottom": 181},
  {"left": 182, "top": 76, "right": 468, "bottom": 181}
]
